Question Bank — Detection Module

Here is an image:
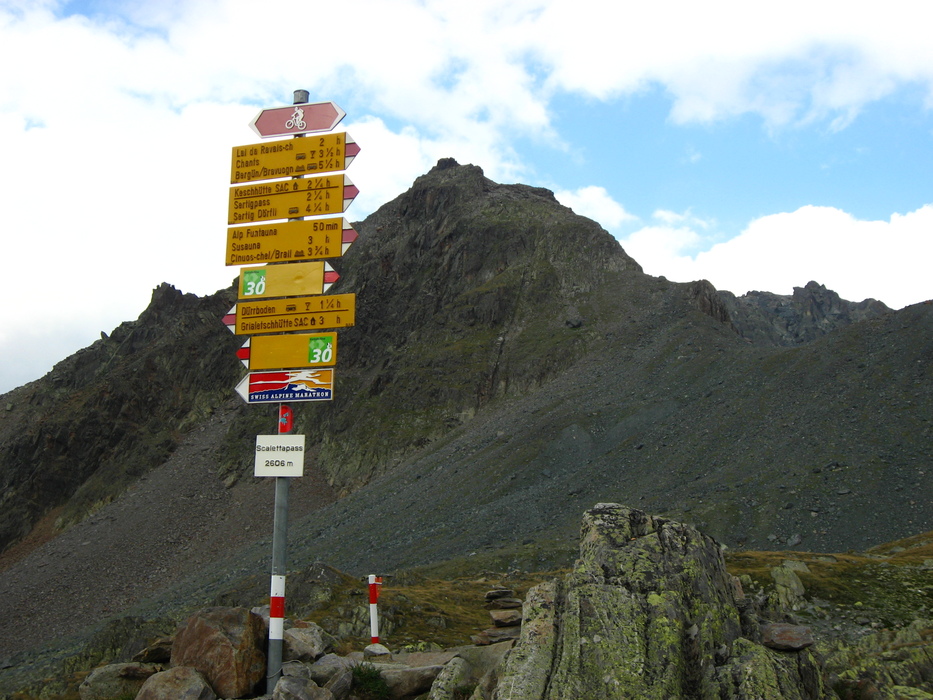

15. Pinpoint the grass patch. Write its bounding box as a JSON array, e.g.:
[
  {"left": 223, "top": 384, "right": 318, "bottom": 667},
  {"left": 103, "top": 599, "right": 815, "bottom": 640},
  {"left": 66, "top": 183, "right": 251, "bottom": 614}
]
[{"left": 726, "top": 533, "right": 933, "bottom": 626}]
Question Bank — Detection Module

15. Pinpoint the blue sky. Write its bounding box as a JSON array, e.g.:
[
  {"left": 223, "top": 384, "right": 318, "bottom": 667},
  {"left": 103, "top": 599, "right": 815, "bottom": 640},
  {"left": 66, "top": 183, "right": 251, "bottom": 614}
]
[{"left": 0, "top": 0, "right": 931, "bottom": 393}]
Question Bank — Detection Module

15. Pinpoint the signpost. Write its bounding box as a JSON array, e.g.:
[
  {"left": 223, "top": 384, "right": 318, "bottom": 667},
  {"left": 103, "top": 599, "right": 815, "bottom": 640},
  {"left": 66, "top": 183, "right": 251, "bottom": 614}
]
[
  {"left": 238, "top": 261, "right": 339, "bottom": 299},
  {"left": 232, "top": 132, "right": 359, "bottom": 183},
  {"left": 227, "top": 91, "right": 359, "bottom": 692},
  {"left": 225, "top": 218, "right": 358, "bottom": 266},
  {"left": 235, "top": 369, "right": 335, "bottom": 404},
  {"left": 228, "top": 175, "right": 359, "bottom": 224},
  {"left": 223, "top": 293, "right": 356, "bottom": 335},
  {"left": 236, "top": 333, "right": 337, "bottom": 371},
  {"left": 249, "top": 101, "right": 346, "bottom": 138}
]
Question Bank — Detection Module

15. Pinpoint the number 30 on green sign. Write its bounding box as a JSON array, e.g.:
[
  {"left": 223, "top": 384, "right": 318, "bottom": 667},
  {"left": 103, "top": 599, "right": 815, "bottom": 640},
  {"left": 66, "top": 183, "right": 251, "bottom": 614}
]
[
  {"left": 242, "top": 269, "right": 267, "bottom": 296},
  {"left": 308, "top": 335, "right": 334, "bottom": 364}
]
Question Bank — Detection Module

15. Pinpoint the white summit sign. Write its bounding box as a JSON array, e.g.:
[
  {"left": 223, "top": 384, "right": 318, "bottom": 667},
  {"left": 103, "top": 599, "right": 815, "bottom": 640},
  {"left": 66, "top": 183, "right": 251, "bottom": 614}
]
[{"left": 254, "top": 434, "right": 305, "bottom": 477}]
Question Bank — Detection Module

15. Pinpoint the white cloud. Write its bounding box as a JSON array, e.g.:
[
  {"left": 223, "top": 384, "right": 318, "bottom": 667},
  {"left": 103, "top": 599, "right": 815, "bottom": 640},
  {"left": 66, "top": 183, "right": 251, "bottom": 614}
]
[
  {"left": 617, "top": 205, "right": 933, "bottom": 309},
  {"left": 554, "top": 186, "right": 637, "bottom": 229},
  {"left": 651, "top": 209, "right": 712, "bottom": 229},
  {"left": 523, "top": 0, "right": 933, "bottom": 128},
  {"left": 1, "top": 0, "right": 932, "bottom": 393}
]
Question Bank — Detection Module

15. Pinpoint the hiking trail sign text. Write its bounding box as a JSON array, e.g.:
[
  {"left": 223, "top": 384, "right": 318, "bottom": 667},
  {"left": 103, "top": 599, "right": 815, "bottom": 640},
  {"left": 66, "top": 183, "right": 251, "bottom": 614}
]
[
  {"left": 225, "top": 218, "right": 358, "bottom": 266},
  {"left": 231, "top": 132, "right": 359, "bottom": 183},
  {"left": 228, "top": 175, "right": 359, "bottom": 224},
  {"left": 223, "top": 293, "right": 356, "bottom": 335}
]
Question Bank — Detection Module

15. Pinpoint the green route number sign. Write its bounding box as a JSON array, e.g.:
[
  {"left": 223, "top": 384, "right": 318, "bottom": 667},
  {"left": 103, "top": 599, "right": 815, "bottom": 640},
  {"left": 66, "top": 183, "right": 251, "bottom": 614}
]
[
  {"left": 308, "top": 335, "right": 334, "bottom": 364},
  {"left": 243, "top": 269, "right": 267, "bottom": 296}
]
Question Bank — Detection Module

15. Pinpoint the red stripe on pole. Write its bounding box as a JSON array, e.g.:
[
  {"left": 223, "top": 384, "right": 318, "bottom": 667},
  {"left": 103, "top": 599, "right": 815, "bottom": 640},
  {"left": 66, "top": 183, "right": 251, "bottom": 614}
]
[
  {"left": 369, "top": 585, "right": 379, "bottom": 605},
  {"left": 270, "top": 596, "right": 285, "bottom": 618}
]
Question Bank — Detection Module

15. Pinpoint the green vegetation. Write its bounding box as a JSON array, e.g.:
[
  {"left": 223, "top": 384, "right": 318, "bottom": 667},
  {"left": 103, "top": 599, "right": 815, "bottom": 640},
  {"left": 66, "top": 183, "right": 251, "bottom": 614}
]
[{"left": 350, "top": 663, "right": 391, "bottom": 700}]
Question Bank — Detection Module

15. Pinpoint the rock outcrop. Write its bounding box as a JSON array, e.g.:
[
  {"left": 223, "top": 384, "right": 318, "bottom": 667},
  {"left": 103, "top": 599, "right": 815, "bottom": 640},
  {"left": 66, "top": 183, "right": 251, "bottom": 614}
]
[
  {"left": 719, "top": 280, "right": 890, "bottom": 346},
  {"left": 493, "top": 504, "right": 831, "bottom": 699}
]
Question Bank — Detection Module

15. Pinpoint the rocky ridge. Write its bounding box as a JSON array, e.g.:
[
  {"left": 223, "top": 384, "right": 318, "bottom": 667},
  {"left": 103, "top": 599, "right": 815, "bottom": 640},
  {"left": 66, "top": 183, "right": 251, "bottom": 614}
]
[{"left": 720, "top": 280, "right": 890, "bottom": 346}]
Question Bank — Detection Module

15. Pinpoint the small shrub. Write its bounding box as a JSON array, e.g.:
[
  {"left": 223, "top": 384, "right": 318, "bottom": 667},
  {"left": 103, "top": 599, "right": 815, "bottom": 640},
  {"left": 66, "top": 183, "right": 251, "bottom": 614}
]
[
  {"left": 351, "top": 663, "right": 391, "bottom": 700},
  {"left": 453, "top": 683, "right": 477, "bottom": 699}
]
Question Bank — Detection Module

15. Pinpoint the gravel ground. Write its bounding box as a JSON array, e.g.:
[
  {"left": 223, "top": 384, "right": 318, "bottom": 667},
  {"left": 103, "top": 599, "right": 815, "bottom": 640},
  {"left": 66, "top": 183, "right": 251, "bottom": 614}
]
[{"left": 0, "top": 401, "right": 337, "bottom": 660}]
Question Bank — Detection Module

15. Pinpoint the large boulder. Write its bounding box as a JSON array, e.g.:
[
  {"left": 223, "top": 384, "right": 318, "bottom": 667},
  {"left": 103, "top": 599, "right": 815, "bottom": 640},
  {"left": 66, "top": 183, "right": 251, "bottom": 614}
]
[
  {"left": 136, "top": 666, "right": 217, "bottom": 700},
  {"left": 170, "top": 606, "right": 266, "bottom": 698},
  {"left": 493, "top": 504, "right": 833, "bottom": 700}
]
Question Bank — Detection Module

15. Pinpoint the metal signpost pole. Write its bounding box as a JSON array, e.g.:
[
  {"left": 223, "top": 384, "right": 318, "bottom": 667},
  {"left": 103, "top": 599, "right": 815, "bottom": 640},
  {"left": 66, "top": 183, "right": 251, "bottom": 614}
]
[
  {"left": 266, "top": 89, "right": 309, "bottom": 693},
  {"left": 267, "top": 403, "right": 293, "bottom": 691}
]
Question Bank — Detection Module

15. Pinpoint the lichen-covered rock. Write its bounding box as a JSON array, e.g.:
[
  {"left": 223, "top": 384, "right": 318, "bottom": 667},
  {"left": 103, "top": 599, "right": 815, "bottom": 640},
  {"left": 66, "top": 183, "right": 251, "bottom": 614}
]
[
  {"left": 714, "top": 638, "right": 830, "bottom": 699},
  {"left": 494, "top": 504, "right": 835, "bottom": 700},
  {"left": 427, "top": 656, "right": 472, "bottom": 700},
  {"left": 770, "top": 564, "right": 807, "bottom": 610},
  {"left": 492, "top": 579, "right": 560, "bottom": 700},
  {"left": 823, "top": 619, "right": 933, "bottom": 698},
  {"left": 544, "top": 504, "right": 745, "bottom": 699}
]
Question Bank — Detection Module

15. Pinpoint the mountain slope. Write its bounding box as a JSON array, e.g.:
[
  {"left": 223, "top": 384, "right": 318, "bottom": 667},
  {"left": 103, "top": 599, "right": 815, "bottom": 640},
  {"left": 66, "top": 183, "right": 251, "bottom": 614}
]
[{"left": 0, "top": 159, "right": 930, "bottom": 669}]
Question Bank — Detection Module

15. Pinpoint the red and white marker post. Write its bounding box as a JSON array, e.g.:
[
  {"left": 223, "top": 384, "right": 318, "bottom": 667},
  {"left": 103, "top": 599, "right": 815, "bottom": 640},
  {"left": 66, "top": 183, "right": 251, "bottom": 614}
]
[
  {"left": 368, "top": 575, "right": 383, "bottom": 644},
  {"left": 267, "top": 402, "right": 293, "bottom": 688}
]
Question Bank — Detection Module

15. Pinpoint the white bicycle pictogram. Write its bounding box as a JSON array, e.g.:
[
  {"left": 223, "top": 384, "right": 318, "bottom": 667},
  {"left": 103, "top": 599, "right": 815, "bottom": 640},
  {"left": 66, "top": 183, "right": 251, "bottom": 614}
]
[{"left": 285, "top": 107, "right": 306, "bottom": 129}]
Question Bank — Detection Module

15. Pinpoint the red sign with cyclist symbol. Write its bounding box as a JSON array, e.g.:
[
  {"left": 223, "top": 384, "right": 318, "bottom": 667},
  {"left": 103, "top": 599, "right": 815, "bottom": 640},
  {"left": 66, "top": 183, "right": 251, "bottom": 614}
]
[{"left": 249, "top": 101, "right": 347, "bottom": 138}]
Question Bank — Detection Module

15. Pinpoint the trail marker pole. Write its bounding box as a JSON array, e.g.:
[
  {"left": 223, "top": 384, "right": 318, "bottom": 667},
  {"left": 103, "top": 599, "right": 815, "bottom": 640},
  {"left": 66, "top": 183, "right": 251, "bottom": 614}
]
[
  {"left": 267, "top": 403, "right": 293, "bottom": 690},
  {"left": 368, "top": 575, "right": 383, "bottom": 643}
]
